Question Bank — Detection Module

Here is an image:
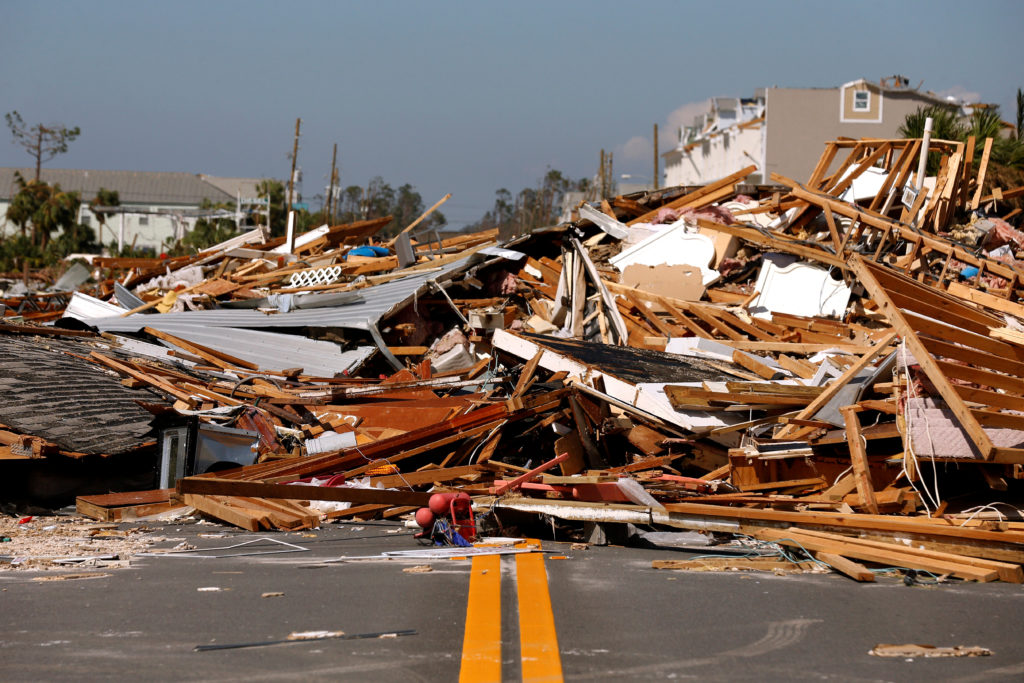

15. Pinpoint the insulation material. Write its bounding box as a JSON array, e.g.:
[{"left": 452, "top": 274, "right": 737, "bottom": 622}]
[{"left": 906, "top": 398, "right": 1024, "bottom": 460}]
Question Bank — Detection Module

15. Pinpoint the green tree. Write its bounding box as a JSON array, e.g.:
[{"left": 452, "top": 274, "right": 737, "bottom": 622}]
[
  {"left": 898, "top": 104, "right": 966, "bottom": 141},
  {"left": 898, "top": 105, "right": 965, "bottom": 175},
  {"left": 4, "top": 172, "right": 81, "bottom": 247},
  {"left": 4, "top": 111, "right": 81, "bottom": 181}
]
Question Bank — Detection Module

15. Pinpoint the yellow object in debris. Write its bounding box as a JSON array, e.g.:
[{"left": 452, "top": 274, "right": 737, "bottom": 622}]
[{"left": 155, "top": 290, "right": 178, "bottom": 313}]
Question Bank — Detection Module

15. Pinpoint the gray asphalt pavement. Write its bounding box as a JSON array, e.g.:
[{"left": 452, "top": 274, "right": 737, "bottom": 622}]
[{"left": 1, "top": 519, "right": 1022, "bottom": 682}]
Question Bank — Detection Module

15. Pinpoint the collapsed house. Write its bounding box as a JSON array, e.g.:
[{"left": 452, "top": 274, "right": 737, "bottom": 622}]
[{"left": 3, "top": 132, "right": 1024, "bottom": 583}]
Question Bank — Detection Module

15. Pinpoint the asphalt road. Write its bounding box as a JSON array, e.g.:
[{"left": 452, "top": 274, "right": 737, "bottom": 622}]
[{"left": 1, "top": 519, "right": 1023, "bottom": 682}]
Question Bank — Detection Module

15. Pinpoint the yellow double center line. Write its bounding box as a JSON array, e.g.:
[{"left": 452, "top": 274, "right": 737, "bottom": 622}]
[{"left": 459, "top": 543, "right": 563, "bottom": 682}]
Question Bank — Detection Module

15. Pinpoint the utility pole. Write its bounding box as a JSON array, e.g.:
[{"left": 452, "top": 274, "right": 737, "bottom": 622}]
[
  {"left": 599, "top": 149, "right": 606, "bottom": 198},
  {"left": 286, "top": 117, "right": 301, "bottom": 213},
  {"left": 653, "top": 123, "right": 659, "bottom": 190},
  {"left": 327, "top": 143, "right": 337, "bottom": 222}
]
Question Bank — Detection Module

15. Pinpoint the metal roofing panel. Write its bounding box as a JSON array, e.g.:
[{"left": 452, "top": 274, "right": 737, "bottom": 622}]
[
  {"left": 81, "top": 255, "right": 473, "bottom": 334},
  {"left": 144, "top": 324, "right": 375, "bottom": 377}
]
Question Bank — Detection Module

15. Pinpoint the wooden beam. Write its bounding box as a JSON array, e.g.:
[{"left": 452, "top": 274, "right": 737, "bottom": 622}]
[
  {"left": 814, "top": 551, "right": 875, "bottom": 582},
  {"left": 178, "top": 477, "right": 432, "bottom": 506},
  {"left": 841, "top": 406, "right": 879, "bottom": 514},
  {"left": 774, "top": 331, "right": 896, "bottom": 439}
]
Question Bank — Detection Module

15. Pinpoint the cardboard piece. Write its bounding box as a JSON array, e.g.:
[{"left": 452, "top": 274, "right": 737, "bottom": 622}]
[{"left": 621, "top": 263, "right": 705, "bottom": 303}]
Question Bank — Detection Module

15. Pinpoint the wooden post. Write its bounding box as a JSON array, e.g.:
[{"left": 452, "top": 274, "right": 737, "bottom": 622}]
[
  {"left": 327, "top": 143, "right": 337, "bottom": 220},
  {"left": 653, "top": 123, "right": 659, "bottom": 190},
  {"left": 286, "top": 117, "right": 301, "bottom": 212}
]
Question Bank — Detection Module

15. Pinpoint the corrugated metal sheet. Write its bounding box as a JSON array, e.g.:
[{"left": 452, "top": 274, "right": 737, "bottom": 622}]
[
  {"left": 82, "top": 255, "right": 473, "bottom": 334},
  {"left": 146, "top": 325, "right": 375, "bottom": 377}
]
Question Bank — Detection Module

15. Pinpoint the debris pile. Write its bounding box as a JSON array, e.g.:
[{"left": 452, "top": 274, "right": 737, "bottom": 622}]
[{"left": 3, "top": 134, "right": 1024, "bottom": 583}]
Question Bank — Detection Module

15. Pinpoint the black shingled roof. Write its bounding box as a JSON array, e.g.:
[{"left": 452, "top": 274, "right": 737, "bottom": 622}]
[{"left": 0, "top": 335, "right": 158, "bottom": 455}]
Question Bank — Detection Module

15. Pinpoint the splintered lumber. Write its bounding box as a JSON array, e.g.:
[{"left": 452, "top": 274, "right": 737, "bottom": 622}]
[
  {"left": 661, "top": 502, "right": 1024, "bottom": 562},
  {"left": 813, "top": 552, "right": 875, "bottom": 582},
  {"left": 790, "top": 528, "right": 1022, "bottom": 583},
  {"left": 773, "top": 331, "right": 896, "bottom": 439},
  {"left": 749, "top": 526, "right": 1021, "bottom": 583},
  {"left": 841, "top": 406, "right": 879, "bottom": 514},
  {"left": 88, "top": 351, "right": 196, "bottom": 404},
  {"left": 665, "top": 386, "right": 815, "bottom": 409},
  {"left": 385, "top": 193, "right": 451, "bottom": 246},
  {"left": 627, "top": 164, "right": 756, "bottom": 225},
  {"left": 732, "top": 350, "right": 780, "bottom": 380},
  {"left": 183, "top": 494, "right": 261, "bottom": 531},
  {"left": 747, "top": 527, "right": 998, "bottom": 581},
  {"left": 851, "top": 256, "right": 1024, "bottom": 463},
  {"left": 178, "top": 478, "right": 432, "bottom": 506}
]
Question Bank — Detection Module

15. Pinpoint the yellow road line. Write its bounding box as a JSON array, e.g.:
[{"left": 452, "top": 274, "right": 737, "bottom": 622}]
[
  {"left": 459, "top": 554, "right": 502, "bottom": 683},
  {"left": 516, "top": 549, "right": 564, "bottom": 682}
]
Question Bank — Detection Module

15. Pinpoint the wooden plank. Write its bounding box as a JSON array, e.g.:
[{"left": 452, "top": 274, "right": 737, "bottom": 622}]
[
  {"left": 367, "top": 465, "right": 484, "bottom": 488},
  {"left": 970, "top": 137, "right": 994, "bottom": 210},
  {"left": 513, "top": 350, "right": 545, "bottom": 398},
  {"left": 663, "top": 501, "right": 1024, "bottom": 545},
  {"left": 627, "top": 165, "right": 756, "bottom": 226},
  {"left": 774, "top": 331, "right": 896, "bottom": 439},
  {"left": 814, "top": 551, "right": 875, "bottom": 582},
  {"left": 776, "top": 354, "right": 817, "bottom": 380},
  {"left": 747, "top": 527, "right": 998, "bottom": 582},
  {"left": 736, "top": 477, "right": 827, "bottom": 493},
  {"left": 178, "top": 477, "right": 433, "bottom": 506},
  {"left": 183, "top": 493, "right": 261, "bottom": 531},
  {"left": 821, "top": 204, "right": 843, "bottom": 253},
  {"left": 852, "top": 258, "right": 1000, "bottom": 460},
  {"left": 947, "top": 281, "right": 1024, "bottom": 319},
  {"left": 841, "top": 406, "right": 879, "bottom": 514},
  {"left": 732, "top": 351, "right": 780, "bottom": 380},
  {"left": 794, "top": 527, "right": 1023, "bottom": 583},
  {"left": 665, "top": 387, "right": 813, "bottom": 408},
  {"left": 88, "top": 352, "right": 196, "bottom": 404}
]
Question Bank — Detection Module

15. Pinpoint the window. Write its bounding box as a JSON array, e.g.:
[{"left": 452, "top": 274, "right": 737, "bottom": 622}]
[
  {"left": 853, "top": 90, "right": 870, "bottom": 112},
  {"left": 138, "top": 215, "right": 149, "bottom": 226}
]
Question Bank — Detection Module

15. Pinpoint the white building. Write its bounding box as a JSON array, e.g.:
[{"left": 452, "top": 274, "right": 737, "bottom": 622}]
[
  {"left": 0, "top": 168, "right": 271, "bottom": 253},
  {"left": 662, "top": 77, "right": 981, "bottom": 188}
]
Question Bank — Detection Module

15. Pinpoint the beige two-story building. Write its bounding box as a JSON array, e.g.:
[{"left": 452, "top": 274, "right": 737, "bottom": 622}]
[{"left": 663, "top": 76, "right": 979, "bottom": 187}]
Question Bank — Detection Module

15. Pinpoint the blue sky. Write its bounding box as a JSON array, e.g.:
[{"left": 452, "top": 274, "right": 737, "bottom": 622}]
[{"left": 2, "top": 1, "right": 1021, "bottom": 228}]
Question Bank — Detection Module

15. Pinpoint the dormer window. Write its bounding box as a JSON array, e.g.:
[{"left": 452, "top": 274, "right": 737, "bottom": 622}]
[{"left": 853, "top": 90, "right": 870, "bottom": 111}]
